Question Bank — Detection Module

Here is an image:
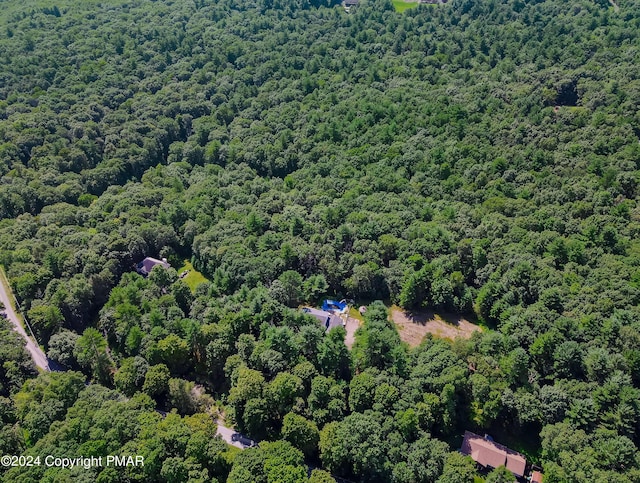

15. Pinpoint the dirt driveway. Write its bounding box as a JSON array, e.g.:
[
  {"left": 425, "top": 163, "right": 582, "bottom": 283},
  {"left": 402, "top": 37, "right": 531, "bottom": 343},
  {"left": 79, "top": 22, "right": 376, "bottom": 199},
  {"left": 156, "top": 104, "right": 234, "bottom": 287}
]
[
  {"left": 344, "top": 316, "right": 361, "bottom": 349},
  {"left": 390, "top": 307, "right": 481, "bottom": 347}
]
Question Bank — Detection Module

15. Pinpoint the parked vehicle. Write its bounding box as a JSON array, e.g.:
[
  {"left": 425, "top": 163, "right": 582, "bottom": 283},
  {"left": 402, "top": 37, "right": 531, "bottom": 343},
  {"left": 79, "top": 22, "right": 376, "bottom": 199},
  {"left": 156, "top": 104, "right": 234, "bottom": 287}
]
[{"left": 231, "top": 433, "right": 257, "bottom": 447}]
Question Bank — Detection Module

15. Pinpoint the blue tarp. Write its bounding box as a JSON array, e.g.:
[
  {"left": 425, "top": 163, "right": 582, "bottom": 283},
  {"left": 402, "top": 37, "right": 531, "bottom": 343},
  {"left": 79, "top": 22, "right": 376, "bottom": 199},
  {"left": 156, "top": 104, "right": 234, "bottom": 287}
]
[{"left": 322, "top": 299, "right": 347, "bottom": 312}]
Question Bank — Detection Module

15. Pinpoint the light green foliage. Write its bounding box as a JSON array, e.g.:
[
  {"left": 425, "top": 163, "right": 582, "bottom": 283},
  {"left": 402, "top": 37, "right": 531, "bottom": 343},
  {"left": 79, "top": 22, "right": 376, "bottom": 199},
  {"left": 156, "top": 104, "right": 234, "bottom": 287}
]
[
  {"left": 319, "top": 413, "right": 387, "bottom": 479},
  {"left": 26, "top": 304, "right": 63, "bottom": 344},
  {"left": 437, "top": 452, "right": 478, "bottom": 483},
  {"left": 149, "top": 265, "right": 178, "bottom": 290},
  {"left": 348, "top": 372, "right": 377, "bottom": 412},
  {"left": 266, "top": 372, "right": 304, "bottom": 418},
  {"left": 13, "top": 371, "right": 85, "bottom": 444},
  {"left": 176, "top": 260, "right": 209, "bottom": 293},
  {"left": 352, "top": 301, "right": 405, "bottom": 373},
  {"left": 276, "top": 271, "right": 303, "bottom": 307},
  {"left": 156, "top": 334, "right": 191, "bottom": 373},
  {"left": 142, "top": 364, "right": 170, "bottom": 398},
  {"left": 6, "top": 384, "right": 230, "bottom": 481},
  {"left": 308, "top": 469, "right": 335, "bottom": 483},
  {"left": 114, "top": 356, "right": 149, "bottom": 397},
  {"left": 307, "top": 375, "right": 346, "bottom": 426},
  {"left": 228, "top": 441, "right": 307, "bottom": 483},
  {"left": 392, "top": 0, "right": 419, "bottom": 13},
  {"left": 485, "top": 466, "right": 517, "bottom": 483}
]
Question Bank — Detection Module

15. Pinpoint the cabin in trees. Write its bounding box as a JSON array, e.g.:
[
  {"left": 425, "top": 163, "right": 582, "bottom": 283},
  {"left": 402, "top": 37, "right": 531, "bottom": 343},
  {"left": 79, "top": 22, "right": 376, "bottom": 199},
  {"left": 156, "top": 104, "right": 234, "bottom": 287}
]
[
  {"left": 342, "top": 0, "right": 358, "bottom": 12},
  {"left": 136, "top": 257, "right": 170, "bottom": 277},
  {"left": 461, "top": 431, "right": 526, "bottom": 479},
  {"left": 302, "top": 307, "right": 343, "bottom": 331}
]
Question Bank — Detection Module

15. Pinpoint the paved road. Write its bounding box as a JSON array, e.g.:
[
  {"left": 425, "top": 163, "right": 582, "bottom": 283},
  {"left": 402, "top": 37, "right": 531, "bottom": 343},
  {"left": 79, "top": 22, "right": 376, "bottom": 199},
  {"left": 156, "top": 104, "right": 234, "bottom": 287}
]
[
  {"left": 0, "top": 277, "right": 257, "bottom": 445},
  {"left": 216, "top": 419, "right": 256, "bottom": 449},
  {"left": 216, "top": 421, "right": 245, "bottom": 449},
  {"left": 0, "top": 274, "right": 50, "bottom": 371},
  {"left": 154, "top": 411, "right": 248, "bottom": 449}
]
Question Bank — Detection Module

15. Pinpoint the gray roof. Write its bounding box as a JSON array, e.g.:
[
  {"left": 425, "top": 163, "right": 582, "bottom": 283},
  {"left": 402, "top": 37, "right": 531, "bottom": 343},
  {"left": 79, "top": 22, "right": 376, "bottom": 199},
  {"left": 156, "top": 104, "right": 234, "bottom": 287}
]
[
  {"left": 137, "top": 257, "right": 170, "bottom": 275},
  {"left": 302, "top": 307, "right": 343, "bottom": 331}
]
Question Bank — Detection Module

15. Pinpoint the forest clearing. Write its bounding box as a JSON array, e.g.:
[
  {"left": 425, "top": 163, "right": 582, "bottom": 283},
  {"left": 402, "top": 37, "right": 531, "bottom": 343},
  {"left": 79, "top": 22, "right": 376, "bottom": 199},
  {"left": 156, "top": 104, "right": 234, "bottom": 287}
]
[{"left": 390, "top": 306, "right": 482, "bottom": 346}]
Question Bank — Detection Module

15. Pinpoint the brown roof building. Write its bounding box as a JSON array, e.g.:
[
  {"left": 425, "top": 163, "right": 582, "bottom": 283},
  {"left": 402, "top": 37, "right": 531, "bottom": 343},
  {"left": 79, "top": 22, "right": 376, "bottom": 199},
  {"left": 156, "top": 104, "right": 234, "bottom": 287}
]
[
  {"left": 531, "top": 471, "right": 544, "bottom": 483},
  {"left": 461, "top": 431, "right": 527, "bottom": 478}
]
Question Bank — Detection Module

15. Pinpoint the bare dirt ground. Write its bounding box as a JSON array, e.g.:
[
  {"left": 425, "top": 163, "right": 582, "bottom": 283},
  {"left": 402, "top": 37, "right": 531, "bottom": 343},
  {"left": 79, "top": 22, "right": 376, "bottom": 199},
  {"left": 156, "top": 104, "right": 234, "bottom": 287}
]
[
  {"left": 344, "top": 316, "right": 361, "bottom": 349},
  {"left": 390, "top": 306, "right": 482, "bottom": 347}
]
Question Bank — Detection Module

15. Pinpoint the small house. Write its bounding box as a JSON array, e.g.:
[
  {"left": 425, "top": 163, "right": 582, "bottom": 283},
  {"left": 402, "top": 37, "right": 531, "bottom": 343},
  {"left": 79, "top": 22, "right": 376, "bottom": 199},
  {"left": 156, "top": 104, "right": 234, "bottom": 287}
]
[
  {"left": 136, "top": 257, "right": 170, "bottom": 277},
  {"left": 460, "top": 431, "right": 526, "bottom": 479},
  {"left": 302, "top": 307, "right": 343, "bottom": 331},
  {"left": 342, "top": 0, "right": 358, "bottom": 12}
]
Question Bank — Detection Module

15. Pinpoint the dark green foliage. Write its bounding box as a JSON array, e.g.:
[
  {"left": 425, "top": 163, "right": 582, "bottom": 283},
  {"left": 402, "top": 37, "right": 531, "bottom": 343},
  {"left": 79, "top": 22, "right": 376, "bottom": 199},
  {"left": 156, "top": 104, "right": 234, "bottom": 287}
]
[
  {"left": 485, "top": 466, "right": 517, "bottom": 483},
  {"left": 0, "top": 319, "right": 37, "bottom": 397},
  {"left": 46, "top": 329, "right": 79, "bottom": 368},
  {"left": 6, "top": 384, "right": 232, "bottom": 482},
  {"left": 437, "top": 452, "right": 477, "bottom": 483},
  {"left": 352, "top": 301, "right": 406, "bottom": 373},
  {"left": 75, "top": 327, "right": 113, "bottom": 384},
  {"left": 281, "top": 412, "right": 320, "bottom": 457}
]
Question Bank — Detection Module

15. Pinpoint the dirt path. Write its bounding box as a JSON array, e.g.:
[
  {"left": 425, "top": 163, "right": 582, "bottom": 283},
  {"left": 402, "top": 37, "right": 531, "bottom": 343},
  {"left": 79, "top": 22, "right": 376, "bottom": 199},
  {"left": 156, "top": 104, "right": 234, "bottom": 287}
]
[
  {"left": 608, "top": 0, "right": 619, "bottom": 13},
  {"left": 344, "top": 316, "right": 361, "bottom": 349},
  {"left": 390, "top": 307, "right": 481, "bottom": 347}
]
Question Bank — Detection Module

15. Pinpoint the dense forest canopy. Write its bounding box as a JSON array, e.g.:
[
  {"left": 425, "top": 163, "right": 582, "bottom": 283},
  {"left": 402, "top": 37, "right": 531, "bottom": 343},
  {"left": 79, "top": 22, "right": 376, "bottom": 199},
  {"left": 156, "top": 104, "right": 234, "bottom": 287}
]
[{"left": 1, "top": 0, "right": 640, "bottom": 481}]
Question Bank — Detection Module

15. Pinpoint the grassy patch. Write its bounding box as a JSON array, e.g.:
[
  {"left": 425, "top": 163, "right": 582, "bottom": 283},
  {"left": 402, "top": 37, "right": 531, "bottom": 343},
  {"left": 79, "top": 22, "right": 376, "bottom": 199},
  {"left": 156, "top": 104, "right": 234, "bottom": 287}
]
[
  {"left": 392, "top": 0, "right": 419, "bottom": 12},
  {"left": 177, "top": 260, "right": 208, "bottom": 293},
  {"left": 348, "top": 306, "right": 365, "bottom": 322}
]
